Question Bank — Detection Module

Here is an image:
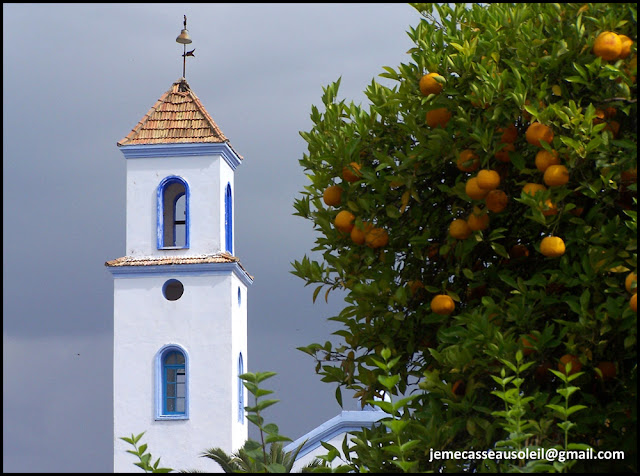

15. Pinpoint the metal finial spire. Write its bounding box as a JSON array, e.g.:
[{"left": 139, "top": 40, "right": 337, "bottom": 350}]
[{"left": 176, "top": 15, "right": 194, "bottom": 79}]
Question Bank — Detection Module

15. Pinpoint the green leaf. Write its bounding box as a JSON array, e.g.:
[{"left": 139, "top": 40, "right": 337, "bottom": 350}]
[
  {"left": 382, "top": 419, "right": 409, "bottom": 434},
  {"left": 263, "top": 423, "right": 280, "bottom": 435},
  {"left": 312, "top": 285, "right": 323, "bottom": 303},
  {"left": 265, "top": 434, "right": 293, "bottom": 444},
  {"left": 491, "top": 242, "right": 509, "bottom": 259},
  {"left": 266, "top": 463, "right": 287, "bottom": 473},
  {"left": 378, "top": 374, "right": 400, "bottom": 390},
  {"left": 565, "top": 404, "right": 588, "bottom": 417},
  {"left": 335, "top": 386, "right": 343, "bottom": 407}
]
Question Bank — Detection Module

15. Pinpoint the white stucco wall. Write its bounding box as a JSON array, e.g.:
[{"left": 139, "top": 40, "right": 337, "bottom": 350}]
[
  {"left": 113, "top": 271, "right": 248, "bottom": 473},
  {"left": 125, "top": 154, "right": 235, "bottom": 257}
]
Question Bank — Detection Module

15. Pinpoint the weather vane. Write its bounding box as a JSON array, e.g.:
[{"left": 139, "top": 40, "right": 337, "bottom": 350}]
[{"left": 176, "top": 15, "right": 195, "bottom": 79}]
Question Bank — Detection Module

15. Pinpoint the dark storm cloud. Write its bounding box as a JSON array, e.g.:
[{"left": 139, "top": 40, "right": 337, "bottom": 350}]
[{"left": 3, "top": 3, "right": 420, "bottom": 472}]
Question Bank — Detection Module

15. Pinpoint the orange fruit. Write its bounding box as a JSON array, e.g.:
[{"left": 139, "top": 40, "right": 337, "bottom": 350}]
[
  {"left": 477, "top": 169, "right": 501, "bottom": 190},
  {"left": 408, "top": 280, "right": 424, "bottom": 295},
  {"left": 604, "top": 106, "right": 617, "bottom": 119},
  {"left": 342, "top": 162, "right": 362, "bottom": 183},
  {"left": 543, "top": 164, "right": 569, "bottom": 187},
  {"left": 365, "top": 227, "right": 389, "bottom": 249},
  {"left": 540, "top": 236, "right": 565, "bottom": 257},
  {"left": 467, "top": 207, "right": 489, "bottom": 231},
  {"left": 526, "top": 122, "right": 554, "bottom": 148},
  {"left": 419, "top": 72, "right": 444, "bottom": 96},
  {"left": 621, "top": 168, "right": 637, "bottom": 184},
  {"left": 534, "top": 361, "right": 552, "bottom": 384},
  {"left": 498, "top": 123, "right": 518, "bottom": 143},
  {"left": 495, "top": 143, "right": 515, "bottom": 163},
  {"left": 457, "top": 149, "right": 480, "bottom": 172},
  {"left": 593, "top": 108, "right": 607, "bottom": 125},
  {"left": 595, "top": 361, "right": 617, "bottom": 381},
  {"left": 618, "top": 35, "right": 633, "bottom": 59},
  {"left": 334, "top": 210, "right": 355, "bottom": 234},
  {"left": 604, "top": 120, "right": 620, "bottom": 138},
  {"left": 625, "top": 272, "right": 637, "bottom": 293},
  {"left": 522, "top": 182, "right": 547, "bottom": 197},
  {"left": 521, "top": 334, "right": 538, "bottom": 356},
  {"left": 570, "top": 207, "right": 585, "bottom": 217},
  {"left": 631, "top": 293, "right": 637, "bottom": 313},
  {"left": 485, "top": 189, "right": 508, "bottom": 213},
  {"left": 593, "top": 31, "right": 622, "bottom": 61},
  {"left": 323, "top": 185, "right": 343, "bottom": 207},
  {"left": 452, "top": 379, "right": 466, "bottom": 396},
  {"left": 449, "top": 219, "right": 472, "bottom": 240},
  {"left": 558, "top": 354, "right": 582, "bottom": 375},
  {"left": 509, "top": 244, "right": 529, "bottom": 259},
  {"left": 465, "top": 177, "right": 490, "bottom": 200},
  {"left": 426, "top": 107, "right": 451, "bottom": 128},
  {"left": 431, "top": 294, "right": 455, "bottom": 315},
  {"left": 535, "top": 149, "right": 561, "bottom": 172},
  {"left": 541, "top": 199, "right": 558, "bottom": 216},
  {"left": 350, "top": 221, "right": 372, "bottom": 245}
]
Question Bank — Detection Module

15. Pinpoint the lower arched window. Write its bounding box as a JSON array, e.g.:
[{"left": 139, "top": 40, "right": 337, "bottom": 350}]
[{"left": 155, "top": 345, "right": 189, "bottom": 420}]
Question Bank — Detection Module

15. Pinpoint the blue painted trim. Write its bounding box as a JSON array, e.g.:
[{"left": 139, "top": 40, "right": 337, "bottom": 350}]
[
  {"left": 155, "top": 344, "right": 190, "bottom": 420},
  {"left": 225, "top": 183, "right": 233, "bottom": 254},
  {"left": 107, "top": 261, "right": 254, "bottom": 287},
  {"left": 238, "top": 352, "right": 244, "bottom": 424},
  {"left": 283, "top": 411, "right": 387, "bottom": 460},
  {"left": 157, "top": 176, "right": 190, "bottom": 250},
  {"left": 119, "top": 143, "right": 242, "bottom": 170}
]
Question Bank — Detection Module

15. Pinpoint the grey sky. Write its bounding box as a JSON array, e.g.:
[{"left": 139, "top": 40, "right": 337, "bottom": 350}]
[{"left": 2, "top": 3, "right": 420, "bottom": 472}]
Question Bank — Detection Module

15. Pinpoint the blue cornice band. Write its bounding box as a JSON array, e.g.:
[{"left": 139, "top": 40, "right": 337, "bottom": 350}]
[
  {"left": 107, "top": 261, "right": 253, "bottom": 287},
  {"left": 118, "top": 143, "right": 242, "bottom": 170}
]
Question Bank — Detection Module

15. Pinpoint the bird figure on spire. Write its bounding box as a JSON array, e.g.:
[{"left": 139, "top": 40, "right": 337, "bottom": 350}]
[{"left": 184, "top": 48, "right": 195, "bottom": 57}]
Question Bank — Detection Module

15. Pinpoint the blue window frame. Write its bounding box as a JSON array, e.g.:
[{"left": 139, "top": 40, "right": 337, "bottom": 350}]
[
  {"left": 238, "top": 352, "right": 244, "bottom": 423},
  {"left": 225, "top": 183, "right": 232, "bottom": 254},
  {"left": 157, "top": 176, "right": 190, "bottom": 249},
  {"left": 155, "top": 345, "right": 189, "bottom": 420},
  {"left": 163, "top": 351, "right": 185, "bottom": 414}
]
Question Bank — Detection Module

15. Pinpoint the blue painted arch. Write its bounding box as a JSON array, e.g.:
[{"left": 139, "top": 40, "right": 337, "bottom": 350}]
[
  {"left": 157, "top": 175, "right": 190, "bottom": 249},
  {"left": 154, "top": 344, "right": 190, "bottom": 420},
  {"left": 225, "top": 183, "right": 233, "bottom": 254}
]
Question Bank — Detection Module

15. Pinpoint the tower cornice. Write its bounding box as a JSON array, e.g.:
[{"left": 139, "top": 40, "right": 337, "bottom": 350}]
[
  {"left": 105, "top": 253, "right": 253, "bottom": 287},
  {"left": 118, "top": 142, "right": 242, "bottom": 170}
]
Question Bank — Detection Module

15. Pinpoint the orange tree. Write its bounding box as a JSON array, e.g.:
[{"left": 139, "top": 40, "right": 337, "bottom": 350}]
[{"left": 292, "top": 3, "right": 636, "bottom": 472}]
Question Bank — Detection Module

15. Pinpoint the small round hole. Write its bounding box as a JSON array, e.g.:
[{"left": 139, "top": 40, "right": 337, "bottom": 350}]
[{"left": 163, "top": 279, "right": 184, "bottom": 301}]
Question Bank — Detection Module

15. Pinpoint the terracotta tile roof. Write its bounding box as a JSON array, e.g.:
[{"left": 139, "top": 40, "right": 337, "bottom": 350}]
[
  {"left": 105, "top": 252, "right": 253, "bottom": 279},
  {"left": 118, "top": 78, "right": 241, "bottom": 156}
]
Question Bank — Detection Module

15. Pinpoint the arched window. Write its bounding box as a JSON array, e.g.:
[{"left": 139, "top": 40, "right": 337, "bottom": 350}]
[
  {"left": 225, "top": 183, "right": 233, "bottom": 254},
  {"left": 157, "top": 176, "right": 190, "bottom": 249},
  {"left": 238, "top": 352, "right": 244, "bottom": 423},
  {"left": 155, "top": 345, "right": 189, "bottom": 420}
]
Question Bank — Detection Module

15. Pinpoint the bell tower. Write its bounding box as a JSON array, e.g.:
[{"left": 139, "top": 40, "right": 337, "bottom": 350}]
[{"left": 106, "top": 18, "right": 251, "bottom": 473}]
